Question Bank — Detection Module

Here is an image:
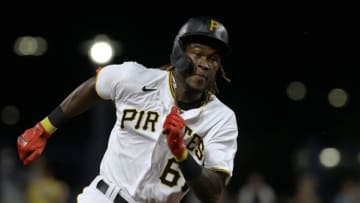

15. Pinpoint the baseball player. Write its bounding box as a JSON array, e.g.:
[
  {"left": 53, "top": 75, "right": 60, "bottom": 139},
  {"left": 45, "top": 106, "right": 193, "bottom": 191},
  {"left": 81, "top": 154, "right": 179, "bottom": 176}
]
[{"left": 17, "top": 16, "right": 238, "bottom": 203}]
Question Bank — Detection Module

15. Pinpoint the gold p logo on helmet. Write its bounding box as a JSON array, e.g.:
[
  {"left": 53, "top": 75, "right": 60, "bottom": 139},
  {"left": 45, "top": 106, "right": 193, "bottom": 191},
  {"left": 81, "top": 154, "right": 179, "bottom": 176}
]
[{"left": 209, "top": 19, "right": 219, "bottom": 31}]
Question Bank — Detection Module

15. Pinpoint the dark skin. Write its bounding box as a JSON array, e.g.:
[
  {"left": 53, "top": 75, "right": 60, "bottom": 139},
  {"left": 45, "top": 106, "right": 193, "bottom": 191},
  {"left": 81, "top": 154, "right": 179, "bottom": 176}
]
[
  {"left": 58, "top": 42, "right": 228, "bottom": 203},
  {"left": 173, "top": 42, "right": 228, "bottom": 203},
  {"left": 173, "top": 43, "right": 220, "bottom": 102}
]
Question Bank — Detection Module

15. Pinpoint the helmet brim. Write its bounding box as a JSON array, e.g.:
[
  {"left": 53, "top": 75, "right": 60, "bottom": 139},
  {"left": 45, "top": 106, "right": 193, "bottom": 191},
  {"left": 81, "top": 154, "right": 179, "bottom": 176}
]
[{"left": 180, "top": 34, "right": 231, "bottom": 57}]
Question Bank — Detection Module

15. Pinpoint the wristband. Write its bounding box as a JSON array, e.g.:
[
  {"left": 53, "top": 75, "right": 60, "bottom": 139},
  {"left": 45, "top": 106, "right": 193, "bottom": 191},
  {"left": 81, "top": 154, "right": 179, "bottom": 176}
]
[
  {"left": 178, "top": 153, "right": 202, "bottom": 181},
  {"left": 174, "top": 150, "right": 188, "bottom": 162},
  {"left": 48, "top": 106, "right": 69, "bottom": 128},
  {"left": 40, "top": 117, "right": 57, "bottom": 135},
  {"left": 40, "top": 106, "right": 69, "bottom": 135}
]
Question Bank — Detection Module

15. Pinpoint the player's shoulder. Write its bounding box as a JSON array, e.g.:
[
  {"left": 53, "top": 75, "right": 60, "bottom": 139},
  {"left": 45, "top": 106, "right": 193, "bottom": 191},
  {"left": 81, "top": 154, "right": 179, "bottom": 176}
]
[
  {"left": 100, "top": 61, "right": 165, "bottom": 75},
  {"left": 101, "top": 61, "right": 146, "bottom": 71},
  {"left": 102, "top": 61, "right": 163, "bottom": 70},
  {"left": 204, "top": 95, "right": 238, "bottom": 130},
  {"left": 98, "top": 61, "right": 169, "bottom": 86},
  {"left": 208, "top": 95, "right": 236, "bottom": 116}
]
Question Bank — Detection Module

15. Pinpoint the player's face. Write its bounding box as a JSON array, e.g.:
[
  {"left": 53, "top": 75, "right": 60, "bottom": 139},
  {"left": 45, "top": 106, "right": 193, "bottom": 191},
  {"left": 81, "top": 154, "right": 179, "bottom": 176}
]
[{"left": 184, "top": 43, "right": 221, "bottom": 92}]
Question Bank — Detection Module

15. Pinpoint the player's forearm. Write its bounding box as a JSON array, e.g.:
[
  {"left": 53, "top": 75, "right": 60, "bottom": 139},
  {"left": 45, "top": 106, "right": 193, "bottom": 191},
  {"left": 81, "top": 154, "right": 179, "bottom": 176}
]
[
  {"left": 178, "top": 154, "right": 225, "bottom": 203},
  {"left": 186, "top": 169, "right": 225, "bottom": 203},
  {"left": 163, "top": 108, "right": 226, "bottom": 202},
  {"left": 60, "top": 76, "right": 101, "bottom": 118},
  {"left": 43, "top": 76, "right": 101, "bottom": 132}
]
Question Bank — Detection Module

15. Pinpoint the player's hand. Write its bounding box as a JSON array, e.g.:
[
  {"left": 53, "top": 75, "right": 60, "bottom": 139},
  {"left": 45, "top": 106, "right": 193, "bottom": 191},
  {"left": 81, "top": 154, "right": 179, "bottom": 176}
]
[
  {"left": 17, "top": 122, "right": 51, "bottom": 165},
  {"left": 163, "top": 106, "right": 187, "bottom": 161}
]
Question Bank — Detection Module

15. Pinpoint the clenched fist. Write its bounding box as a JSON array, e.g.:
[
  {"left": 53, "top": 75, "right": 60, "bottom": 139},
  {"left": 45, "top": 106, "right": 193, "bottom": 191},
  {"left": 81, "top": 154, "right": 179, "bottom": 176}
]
[
  {"left": 17, "top": 122, "right": 51, "bottom": 165},
  {"left": 163, "top": 106, "right": 187, "bottom": 161}
]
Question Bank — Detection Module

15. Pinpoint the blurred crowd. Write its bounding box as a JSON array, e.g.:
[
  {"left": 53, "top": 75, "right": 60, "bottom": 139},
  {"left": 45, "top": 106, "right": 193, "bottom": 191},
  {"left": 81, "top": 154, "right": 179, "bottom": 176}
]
[
  {"left": 182, "top": 171, "right": 360, "bottom": 203},
  {"left": 2, "top": 146, "right": 360, "bottom": 203},
  {"left": 0, "top": 147, "right": 69, "bottom": 203}
]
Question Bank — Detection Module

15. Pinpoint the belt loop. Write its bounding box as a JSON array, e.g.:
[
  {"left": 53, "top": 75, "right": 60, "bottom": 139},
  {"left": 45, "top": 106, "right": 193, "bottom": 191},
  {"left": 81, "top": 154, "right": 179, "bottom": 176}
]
[
  {"left": 96, "top": 178, "right": 126, "bottom": 203},
  {"left": 94, "top": 176, "right": 103, "bottom": 186},
  {"left": 109, "top": 185, "right": 120, "bottom": 201},
  {"left": 105, "top": 184, "right": 115, "bottom": 199}
]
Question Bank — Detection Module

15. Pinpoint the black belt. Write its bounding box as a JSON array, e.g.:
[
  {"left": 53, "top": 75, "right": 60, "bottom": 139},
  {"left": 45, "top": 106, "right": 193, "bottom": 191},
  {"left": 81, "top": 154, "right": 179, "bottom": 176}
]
[{"left": 96, "top": 179, "right": 127, "bottom": 203}]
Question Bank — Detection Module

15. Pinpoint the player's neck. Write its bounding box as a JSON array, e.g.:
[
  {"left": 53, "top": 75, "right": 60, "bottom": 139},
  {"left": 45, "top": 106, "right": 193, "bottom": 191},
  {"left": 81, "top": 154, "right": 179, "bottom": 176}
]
[{"left": 176, "top": 93, "right": 206, "bottom": 110}]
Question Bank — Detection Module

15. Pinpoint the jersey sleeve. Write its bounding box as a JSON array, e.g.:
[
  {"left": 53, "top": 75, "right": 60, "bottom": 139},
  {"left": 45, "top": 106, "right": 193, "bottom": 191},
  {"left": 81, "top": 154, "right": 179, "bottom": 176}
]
[
  {"left": 95, "top": 62, "right": 142, "bottom": 100},
  {"left": 203, "top": 111, "right": 238, "bottom": 182}
]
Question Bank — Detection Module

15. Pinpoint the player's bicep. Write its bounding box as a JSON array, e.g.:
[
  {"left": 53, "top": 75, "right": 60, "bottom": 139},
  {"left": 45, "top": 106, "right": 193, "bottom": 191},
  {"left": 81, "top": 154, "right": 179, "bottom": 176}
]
[
  {"left": 211, "top": 169, "right": 232, "bottom": 187},
  {"left": 60, "top": 76, "right": 102, "bottom": 117},
  {"left": 212, "top": 170, "right": 228, "bottom": 186}
]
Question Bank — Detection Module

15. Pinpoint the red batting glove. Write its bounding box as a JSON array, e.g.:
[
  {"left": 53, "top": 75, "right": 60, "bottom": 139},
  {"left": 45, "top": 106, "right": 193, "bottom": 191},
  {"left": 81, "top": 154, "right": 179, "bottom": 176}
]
[
  {"left": 17, "top": 122, "right": 51, "bottom": 165},
  {"left": 163, "top": 106, "right": 187, "bottom": 161}
]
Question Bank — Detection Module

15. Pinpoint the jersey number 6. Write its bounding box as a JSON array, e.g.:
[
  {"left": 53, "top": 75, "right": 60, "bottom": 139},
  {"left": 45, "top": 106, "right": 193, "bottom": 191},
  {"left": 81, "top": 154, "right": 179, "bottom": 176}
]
[{"left": 160, "top": 158, "right": 189, "bottom": 192}]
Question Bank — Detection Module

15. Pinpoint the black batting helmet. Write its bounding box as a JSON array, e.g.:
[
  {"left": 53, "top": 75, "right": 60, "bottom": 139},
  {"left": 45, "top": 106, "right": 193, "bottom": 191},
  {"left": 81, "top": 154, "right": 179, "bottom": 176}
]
[{"left": 170, "top": 16, "right": 230, "bottom": 72}]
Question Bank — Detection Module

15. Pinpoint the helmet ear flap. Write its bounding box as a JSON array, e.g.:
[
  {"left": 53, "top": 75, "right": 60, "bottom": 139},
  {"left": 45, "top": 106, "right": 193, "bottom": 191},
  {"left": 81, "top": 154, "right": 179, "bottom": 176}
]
[{"left": 170, "top": 40, "right": 193, "bottom": 72}]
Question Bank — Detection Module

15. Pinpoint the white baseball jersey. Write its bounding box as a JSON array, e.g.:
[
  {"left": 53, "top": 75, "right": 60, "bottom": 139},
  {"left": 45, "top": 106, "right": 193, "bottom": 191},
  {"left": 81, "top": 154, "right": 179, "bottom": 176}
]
[{"left": 94, "top": 61, "right": 238, "bottom": 203}]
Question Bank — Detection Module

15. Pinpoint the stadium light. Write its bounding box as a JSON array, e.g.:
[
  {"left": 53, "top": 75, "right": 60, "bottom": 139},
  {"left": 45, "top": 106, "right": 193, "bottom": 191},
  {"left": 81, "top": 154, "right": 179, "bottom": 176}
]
[
  {"left": 84, "top": 34, "right": 123, "bottom": 66},
  {"left": 89, "top": 41, "right": 114, "bottom": 65}
]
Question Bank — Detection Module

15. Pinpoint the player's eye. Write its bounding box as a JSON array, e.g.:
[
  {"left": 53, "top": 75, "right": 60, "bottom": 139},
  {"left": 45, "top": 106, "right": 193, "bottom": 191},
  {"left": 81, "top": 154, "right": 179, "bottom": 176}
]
[{"left": 209, "top": 55, "right": 220, "bottom": 62}]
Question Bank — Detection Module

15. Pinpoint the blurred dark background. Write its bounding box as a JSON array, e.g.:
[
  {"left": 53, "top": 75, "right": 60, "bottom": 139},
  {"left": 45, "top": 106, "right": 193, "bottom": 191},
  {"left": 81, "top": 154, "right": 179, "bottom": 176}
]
[{"left": 1, "top": 1, "right": 360, "bottom": 203}]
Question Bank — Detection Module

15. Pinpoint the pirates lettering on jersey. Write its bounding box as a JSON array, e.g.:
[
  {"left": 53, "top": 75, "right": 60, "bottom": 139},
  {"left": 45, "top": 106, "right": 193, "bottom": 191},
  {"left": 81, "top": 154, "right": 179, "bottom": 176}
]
[
  {"left": 120, "top": 108, "right": 205, "bottom": 161},
  {"left": 120, "top": 109, "right": 160, "bottom": 132},
  {"left": 183, "top": 126, "right": 204, "bottom": 161}
]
